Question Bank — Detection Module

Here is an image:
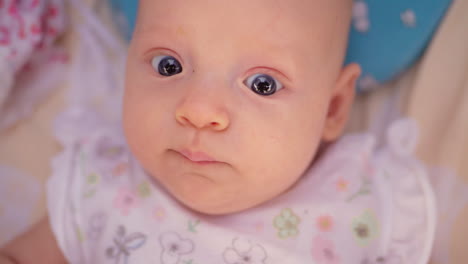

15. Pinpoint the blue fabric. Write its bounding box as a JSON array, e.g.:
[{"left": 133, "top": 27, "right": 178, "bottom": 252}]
[
  {"left": 109, "top": 0, "right": 452, "bottom": 92},
  {"left": 346, "top": 0, "right": 452, "bottom": 91},
  {"left": 109, "top": 0, "right": 138, "bottom": 39}
]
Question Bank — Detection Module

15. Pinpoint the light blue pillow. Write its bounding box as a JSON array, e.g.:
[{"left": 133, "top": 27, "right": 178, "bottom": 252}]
[
  {"left": 109, "top": 0, "right": 452, "bottom": 92},
  {"left": 109, "top": 0, "right": 138, "bottom": 40},
  {"left": 346, "top": 0, "right": 452, "bottom": 92}
]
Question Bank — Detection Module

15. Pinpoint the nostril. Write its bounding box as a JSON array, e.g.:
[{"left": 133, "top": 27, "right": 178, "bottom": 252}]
[
  {"left": 177, "top": 115, "right": 190, "bottom": 126},
  {"left": 176, "top": 110, "right": 228, "bottom": 130}
]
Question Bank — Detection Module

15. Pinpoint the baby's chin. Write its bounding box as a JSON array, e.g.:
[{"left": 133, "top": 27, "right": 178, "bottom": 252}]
[
  {"left": 170, "top": 187, "right": 257, "bottom": 215},
  {"left": 161, "top": 176, "right": 273, "bottom": 215},
  {"left": 175, "top": 195, "right": 252, "bottom": 215},
  {"left": 177, "top": 196, "right": 270, "bottom": 216}
]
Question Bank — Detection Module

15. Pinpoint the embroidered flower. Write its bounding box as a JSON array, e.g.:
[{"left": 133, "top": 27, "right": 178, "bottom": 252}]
[
  {"left": 138, "top": 181, "right": 152, "bottom": 198},
  {"left": 352, "top": 210, "right": 379, "bottom": 247},
  {"left": 113, "top": 187, "right": 140, "bottom": 216},
  {"left": 94, "top": 135, "right": 127, "bottom": 162},
  {"left": 273, "top": 208, "right": 301, "bottom": 239},
  {"left": 159, "top": 232, "right": 195, "bottom": 264},
  {"left": 79, "top": 153, "right": 99, "bottom": 199},
  {"left": 154, "top": 206, "right": 167, "bottom": 222},
  {"left": 92, "top": 134, "right": 129, "bottom": 181},
  {"left": 223, "top": 238, "right": 267, "bottom": 264},
  {"left": 86, "top": 173, "right": 100, "bottom": 185},
  {"left": 317, "top": 215, "right": 334, "bottom": 232},
  {"left": 106, "top": 225, "right": 147, "bottom": 264},
  {"left": 112, "top": 162, "right": 129, "bottom": 177},
  {"left": 311, "top": 235, "right": 340, "bottom": 264},
  {"left": 323, "top": 172, "right": 361, "bottom": 201},
  {"left": 76, "top": 227, "right": 85, "bottom": 243},
  {"left": 336, "top": 178, "right": 349, "bottom": 192},
  {"left": 187, "top": 219, "right": 201, "bottom": 233}
]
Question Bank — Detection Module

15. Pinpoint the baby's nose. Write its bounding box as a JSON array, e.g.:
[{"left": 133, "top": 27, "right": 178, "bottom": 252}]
[{"left": 175, "top": 98, "right": 230, "bottom": 131}]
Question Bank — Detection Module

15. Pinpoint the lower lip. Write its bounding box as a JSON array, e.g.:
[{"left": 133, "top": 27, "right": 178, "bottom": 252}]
[
  {"left": 189, "top": 160, "right": 219, "bottom": 165},
  {"left": 177, "top": 151, "right": 220, "bottom": 165}
]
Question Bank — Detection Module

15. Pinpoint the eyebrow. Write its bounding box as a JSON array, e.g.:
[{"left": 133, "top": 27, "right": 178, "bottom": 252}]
[
  {"left": 136, "top": 23, "right": 189, "bottom": 39},
  {"left": 133, "top": 24, "right": 189, "bottom": 55}
]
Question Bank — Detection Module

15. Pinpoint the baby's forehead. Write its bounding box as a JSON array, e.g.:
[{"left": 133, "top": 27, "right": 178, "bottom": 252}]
[
  {"left": 135, "top": 0, "right": 351, "bottom": 71},
  {"left": 136, "top": 0, "right": 346, "bottom": 35}
]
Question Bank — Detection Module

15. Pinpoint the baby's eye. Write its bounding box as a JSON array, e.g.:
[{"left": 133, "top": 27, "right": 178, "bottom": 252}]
[
  {"left": 244, "top": 74, "right": 283, "bottom": 96},
  {"left": 151, "top": 55, "right": 183, "bottom": 76}
]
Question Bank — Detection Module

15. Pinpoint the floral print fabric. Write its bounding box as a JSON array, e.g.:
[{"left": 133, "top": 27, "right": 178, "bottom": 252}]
[
  {"left": 0, "top": 0, "right": 68, "bottom": 130},
  {"left": 46, "top": 118, "right": 435, "bottom": 263}
]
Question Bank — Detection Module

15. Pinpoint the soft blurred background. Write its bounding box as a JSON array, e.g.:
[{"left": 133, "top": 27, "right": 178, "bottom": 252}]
[{"left": 0, "top": 0, "right": 467, "bottom": 263}]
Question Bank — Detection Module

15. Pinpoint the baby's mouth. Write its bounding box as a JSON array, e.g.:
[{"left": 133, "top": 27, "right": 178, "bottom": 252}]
[{"left": 178, "top": 149, "right": 219, "bottom": 164}]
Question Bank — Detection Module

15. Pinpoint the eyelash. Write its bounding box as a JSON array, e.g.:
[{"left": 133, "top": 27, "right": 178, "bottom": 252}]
[
  {"left": 245, "top": 68, "right": 284, "bottom": 82},
  {"left": 245, "top": 67, "right": 285, "bottom": 84}
]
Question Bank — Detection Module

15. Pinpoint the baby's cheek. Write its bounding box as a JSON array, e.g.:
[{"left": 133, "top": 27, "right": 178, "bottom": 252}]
[
  {"left": 244, "top": 131, "right": 316, "bottom": 199},
  {"left": 122, "top": 93, "right": 163, "bottom": 162},
  {"left": 122, "top": 104, "right": 147, "bottom": 161},
  {"left": 277, "top": 121, "right": 321, "bottom": 169}
]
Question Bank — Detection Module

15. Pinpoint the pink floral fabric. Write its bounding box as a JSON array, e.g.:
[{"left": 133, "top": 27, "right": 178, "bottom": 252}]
[{"left": 0, "top": 0, "right": 67, "bottom": 129}]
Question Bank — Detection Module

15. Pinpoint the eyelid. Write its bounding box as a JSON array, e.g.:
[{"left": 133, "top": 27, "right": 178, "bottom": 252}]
[
  {"left": 143, "top": 48, "right": 185, "bottom": 66},
  {"left": 244, "top": 67, "right": 288, "bottom": 88},
  {"left": 245, "top": 67, "right": 289, "bottom": 83}
]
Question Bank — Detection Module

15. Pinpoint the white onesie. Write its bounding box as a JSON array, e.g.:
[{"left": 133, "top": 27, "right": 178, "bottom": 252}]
[{"left": 47, "top": 110, "right": 435, "bottom": 264}]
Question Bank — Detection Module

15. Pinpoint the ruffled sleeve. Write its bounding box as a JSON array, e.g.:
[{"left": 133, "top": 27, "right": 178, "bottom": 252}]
[
  {"left": 47, "top": 106, "right": 121, "bottom": 263},
  {"left": 47, "top": 141, "right": 86, "bottom": 263},
  {"left": 373, "top": 118, "right": 436, "bottom": 264}
]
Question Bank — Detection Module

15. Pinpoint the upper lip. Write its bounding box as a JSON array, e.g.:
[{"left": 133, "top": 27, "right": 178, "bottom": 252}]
[{"left": 178, "top": 149, "right": 218, "bottom": 163}]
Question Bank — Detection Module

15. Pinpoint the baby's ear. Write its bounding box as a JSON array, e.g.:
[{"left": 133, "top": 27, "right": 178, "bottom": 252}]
[{"left": 322, "top": 63, "right": 361, "bottom": 142}]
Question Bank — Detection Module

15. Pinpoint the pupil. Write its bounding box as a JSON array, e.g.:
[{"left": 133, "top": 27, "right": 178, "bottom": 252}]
[
  {"left": 159, "top": 57, "right": 182, "bottom": 76},
  {"left": 252, "top": 75, "right": 276, "bottom": 96}
]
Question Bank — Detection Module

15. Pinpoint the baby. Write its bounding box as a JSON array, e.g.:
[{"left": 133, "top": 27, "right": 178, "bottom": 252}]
[{"left": 1, "top": 0, "right": 435, "bottom": 263}]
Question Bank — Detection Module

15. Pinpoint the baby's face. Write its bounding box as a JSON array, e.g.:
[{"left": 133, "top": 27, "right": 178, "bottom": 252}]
[{"left": 124, "top": 0, "right": 359, "bottom": 214}]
